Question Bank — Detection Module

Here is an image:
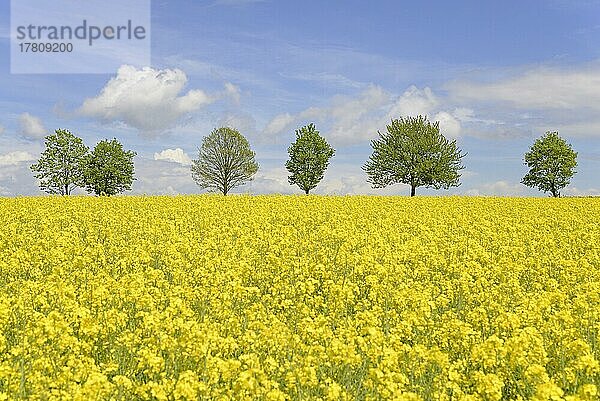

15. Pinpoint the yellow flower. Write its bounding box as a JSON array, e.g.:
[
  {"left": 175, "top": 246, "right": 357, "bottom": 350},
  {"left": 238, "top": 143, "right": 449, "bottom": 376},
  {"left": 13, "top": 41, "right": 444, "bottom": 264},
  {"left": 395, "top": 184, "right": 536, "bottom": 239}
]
[{"left": 0, "top": 196, "right": 598, "bottom": 400}]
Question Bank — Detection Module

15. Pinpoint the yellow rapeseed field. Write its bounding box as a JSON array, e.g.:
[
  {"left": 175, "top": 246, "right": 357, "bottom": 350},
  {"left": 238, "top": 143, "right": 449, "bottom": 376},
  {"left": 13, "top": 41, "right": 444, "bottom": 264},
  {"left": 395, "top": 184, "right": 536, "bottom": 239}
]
[{"left": 0, "top": 196, "right": 599, "bottom": 401}]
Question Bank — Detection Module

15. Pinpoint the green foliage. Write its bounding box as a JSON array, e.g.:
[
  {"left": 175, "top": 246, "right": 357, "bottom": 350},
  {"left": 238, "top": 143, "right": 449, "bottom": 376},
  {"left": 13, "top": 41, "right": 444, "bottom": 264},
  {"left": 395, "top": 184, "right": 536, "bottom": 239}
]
[
  {"left": 363, "top": 115, "right": 466, "bottom": 196},
  {"left": 84, "top": 139, "right": 136, "bottom": 196},
  {"left": 285, "top": 123, "right": 335, "bottom": 194},
  {"left": 191, "top": 127, "right": 259, "bottom": 195},
  {"left": 522, "top": 131, "right": 577, "bottom": 197},
  {"left": 30, "top": 129, "right": 89, "bottom": 195}
]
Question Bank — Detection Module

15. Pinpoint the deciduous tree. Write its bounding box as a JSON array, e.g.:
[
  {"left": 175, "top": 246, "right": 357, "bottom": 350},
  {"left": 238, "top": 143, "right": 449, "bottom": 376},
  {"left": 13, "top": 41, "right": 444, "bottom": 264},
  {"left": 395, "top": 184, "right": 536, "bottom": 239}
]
[
  {"left": 84, "top": 139, "right": 136, "bottom": 196},
  {"left": 286, "top": 123, "right": 335, "bottom": 194},
  {"left": 191, "top": 127, "right": 259, "bottom": 195},
  {"left": 30, "top": 129, "right": 89, "bottom": 195},
  {"left": 363, "top": 115, "right": 466, "bottom": 196},
  {"left": 522, "top": 131, "right": 577, "bottom": 197}
]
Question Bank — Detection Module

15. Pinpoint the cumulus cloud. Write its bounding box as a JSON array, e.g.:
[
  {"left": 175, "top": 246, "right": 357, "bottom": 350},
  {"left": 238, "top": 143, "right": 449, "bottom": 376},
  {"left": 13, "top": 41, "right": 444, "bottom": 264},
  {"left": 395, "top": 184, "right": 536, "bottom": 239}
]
[
  {"left": 433, "top": 111, "right": 462, "bottom": 139},
  {"left": 263, "top": 85, "right": 463, "bottom": 145},
  {"left": 0, "top": 151, "right": 37, "bottom": 166},
  {"left": 79, "top": 65, "right": 236, "bottom": 134},
  {"left": 18, "top": 113, "right": 47, "bottom": 140},
  {"left": 386, "top": 86, "right": 438, "bottom": 118},
  {"left": 313, "top": 85, "right": 390, "bottom": 144},
  {"left": 153, "top": 148, "right": 193, "bottom": 165}
]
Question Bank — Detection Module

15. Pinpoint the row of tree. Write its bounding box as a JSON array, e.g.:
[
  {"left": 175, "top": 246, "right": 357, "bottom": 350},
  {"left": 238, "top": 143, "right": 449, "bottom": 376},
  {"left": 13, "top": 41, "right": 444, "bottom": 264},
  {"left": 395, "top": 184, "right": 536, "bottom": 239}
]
[
  {"left": 30, "top": 115, "right": 578, "bottom": 197},
  {"left": 190, "top": 116, "right": 577, "bottom": 197},
  {"left": 30, "top": 129, "right": 136, "bottom": 196}
]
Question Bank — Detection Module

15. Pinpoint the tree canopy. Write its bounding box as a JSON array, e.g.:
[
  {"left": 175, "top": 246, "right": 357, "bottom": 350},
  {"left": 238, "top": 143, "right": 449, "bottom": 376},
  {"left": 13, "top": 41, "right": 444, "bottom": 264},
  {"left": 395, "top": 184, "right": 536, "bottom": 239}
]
[
  {"left": 522, "top": 131, "right": 577, "bottom": 197},
  {"left": 286, "top": 123, "right": 335, "bottom": 194},
  {"left": 191, "top": 127, "right": 259, "bottom": 195},
  {"left": 30, "top": 129, "right": 89, "bottom": 195},
  {"left": 84, "top": 139, "right": 136, "bottom": 196},
  {"left": 363, "top": 115, "right": 466, "bottom": 196}
]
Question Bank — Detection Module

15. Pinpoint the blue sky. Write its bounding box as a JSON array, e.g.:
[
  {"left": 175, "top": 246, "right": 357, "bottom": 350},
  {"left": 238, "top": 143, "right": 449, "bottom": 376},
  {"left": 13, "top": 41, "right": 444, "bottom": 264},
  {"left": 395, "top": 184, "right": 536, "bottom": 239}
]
[{"left": 1, "top": 0, "right": 599, "bottom": 196}]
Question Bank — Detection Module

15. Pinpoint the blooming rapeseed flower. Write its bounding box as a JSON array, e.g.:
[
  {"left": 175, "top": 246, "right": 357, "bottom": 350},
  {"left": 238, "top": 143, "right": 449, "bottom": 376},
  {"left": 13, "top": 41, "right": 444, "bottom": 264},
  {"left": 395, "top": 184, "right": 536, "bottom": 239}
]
[{"left": 0, "top": 195, "right": 598, "bottom": 400}]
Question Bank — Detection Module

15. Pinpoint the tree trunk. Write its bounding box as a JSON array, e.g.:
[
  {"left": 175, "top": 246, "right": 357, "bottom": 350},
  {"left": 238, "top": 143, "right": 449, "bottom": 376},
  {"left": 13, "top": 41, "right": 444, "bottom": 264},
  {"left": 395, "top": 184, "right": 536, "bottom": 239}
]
[
  {"left": 305, "top": 188, "right": 310, "bottom": 195},
  {"left": 410, "top": 185, "right": 416, "bottom": 197}
]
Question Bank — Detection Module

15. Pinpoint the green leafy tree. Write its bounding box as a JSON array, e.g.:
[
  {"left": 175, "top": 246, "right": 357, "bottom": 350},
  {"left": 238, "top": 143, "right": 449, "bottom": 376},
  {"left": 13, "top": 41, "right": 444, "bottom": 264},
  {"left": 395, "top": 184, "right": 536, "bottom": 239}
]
[
  {"left": 191, "top": 127, "right": 259, "bottom": 195},
  {"left": 363, "top": 115, "right": 466, "bottom": 197},
  {"left": 84, "top": 139, "right": 136, "bottom": 196},
  {"left": 30, "top": 129, "right": 89, "bottom": 195},
  {"left": 285, "top": 123, "right": 335, "bottom": 194},
  {"left": 522, "top": 131, "right": 577, "bottom": 197}
]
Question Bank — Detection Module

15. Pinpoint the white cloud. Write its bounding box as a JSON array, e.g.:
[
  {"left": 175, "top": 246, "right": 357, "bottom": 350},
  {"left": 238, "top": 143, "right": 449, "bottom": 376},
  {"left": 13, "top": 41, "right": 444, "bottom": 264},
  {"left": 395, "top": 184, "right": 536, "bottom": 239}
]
[
  {"left": 452, "top": 107, "right": 476, "bottom": 122},
  {"left": 327, "top": 85, "right": 390, "bottom": 118},
  {"left": 18, "top": 113, "right": 47, "bottom": 140},
  {"left": 443, "top": 63, "right": 600, "bottom": 139},
  {"left": 433, "top": 111, "right": 462, "bottom": 139},
  {"left": 302, "top": 85, "right": 389, "bottom": 144},
  {"left": 78, "top": 65, "right": 229, "bottom": 133},
  {"left": 318, "top": 175, "right": 408, "bottom": 195},
  {"left": 0, "top": 158, "right": 41, "bottom": 196},
  {"left": 562, "top": 187, "right": 600, "bottom": 197},
  {"left": 153, "top": 148, "right": 193, "bottom": 165},
  {"left": 465, "top": 180, "right": 525, "bottom": 196},
  {"left": 386, "top": 86, "right": 438, "bottom": 118},
  {"left": 247, "top": 166, "right": 294, "bottom": 194},
  {"left": 0, "top": 125, "right": 5, "bottom": 135},
  {"left": 447, "top": 63, "right": 600, "bottom": 112},
  {"left": 545, "top": 120, "right": 600, "bottom": 137},
  {"left": 223, "top": 82, "right": 242, "bottom": 104},
  {"left": 263, "top": 85, "right": 389, "bottom": 144},
  {"left": 451, "top": 107, "right": 506, "bottom": 130},
  {"left": 264, "top": 113, "right": 295, "bottom": 136},
  {"left": 263, "top": 85, "right": 463, "bottom": 145},
  {"left": 131, "top": 157, "right": 197, "bottom": 195},
  {"left": 0, "top": 151, "right": 37, "bottom": 166}
]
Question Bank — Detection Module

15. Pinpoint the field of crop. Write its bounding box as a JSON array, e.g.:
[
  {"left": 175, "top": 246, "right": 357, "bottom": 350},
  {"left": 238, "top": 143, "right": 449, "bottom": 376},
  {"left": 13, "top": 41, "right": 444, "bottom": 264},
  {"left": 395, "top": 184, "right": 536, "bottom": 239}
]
[{"left": 0, "top": 196, "right": 599, "bottom": 401}]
